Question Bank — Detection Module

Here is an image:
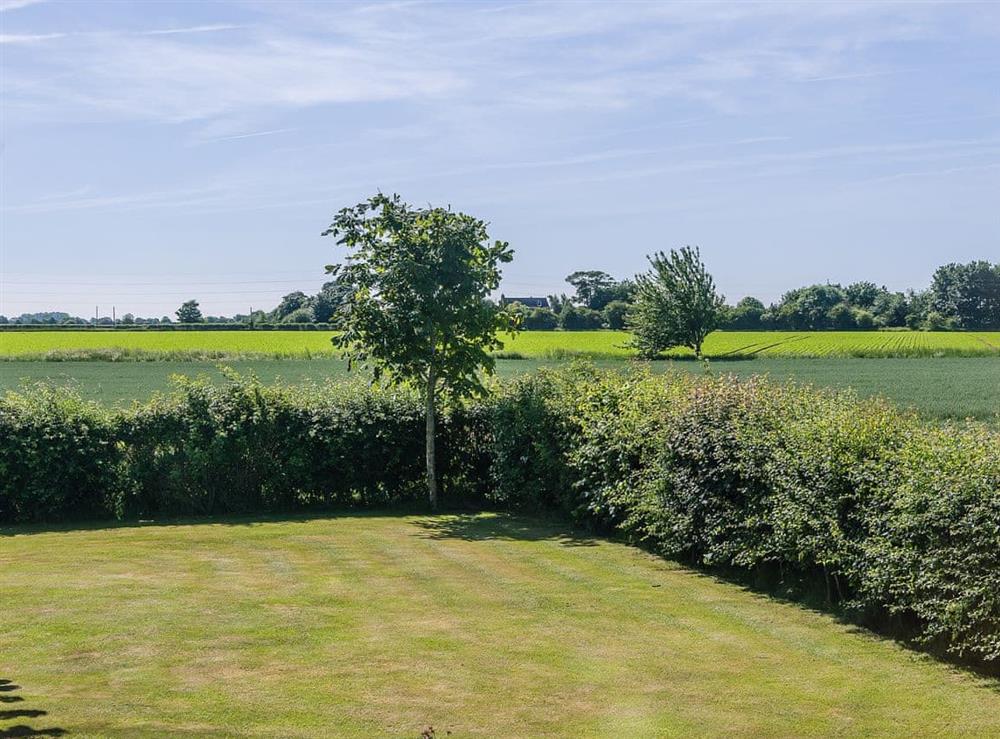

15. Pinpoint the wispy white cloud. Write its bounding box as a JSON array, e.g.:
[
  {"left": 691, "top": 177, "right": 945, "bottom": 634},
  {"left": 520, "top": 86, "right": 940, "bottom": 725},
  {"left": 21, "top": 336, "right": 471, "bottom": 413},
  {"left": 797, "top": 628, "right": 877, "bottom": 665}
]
[
  {"left": 139, "top": 24, "right": 243, "bottom": 36},
  {"left": 863, "top": 161, "right": 1000, "bottom": 184},
  {"left": 0, "top": 0, "right": 44, "bottom": 11},
  {"left": 0, "top": 32, "right": 63, "bottom": 43},
  {"left": 4, "top": 1, "right": 980, "bottom": 125},
  {"left": 196, "top": 127, "right": 298, "bottom": 144}
]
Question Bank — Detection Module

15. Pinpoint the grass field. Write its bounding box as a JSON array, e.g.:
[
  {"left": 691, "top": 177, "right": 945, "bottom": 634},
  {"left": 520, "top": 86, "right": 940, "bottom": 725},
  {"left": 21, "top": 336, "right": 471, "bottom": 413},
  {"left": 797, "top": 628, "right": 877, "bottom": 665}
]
[
  {"left": 2, "top": 357, "right": 997, "bottom": 420},
  {"left": 3, "top": 512, "right": 999, "bottom": 737},
  {"left": 2, "top": 329, "right": 1000, "bottom": 359}
]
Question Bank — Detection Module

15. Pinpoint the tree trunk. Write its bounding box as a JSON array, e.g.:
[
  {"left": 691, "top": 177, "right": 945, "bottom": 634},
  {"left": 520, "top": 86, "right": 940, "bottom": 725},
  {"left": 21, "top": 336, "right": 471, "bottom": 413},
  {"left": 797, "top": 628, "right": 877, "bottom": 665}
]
[{"left": 425, "top": 366, "right": 438, "bottom": 509}]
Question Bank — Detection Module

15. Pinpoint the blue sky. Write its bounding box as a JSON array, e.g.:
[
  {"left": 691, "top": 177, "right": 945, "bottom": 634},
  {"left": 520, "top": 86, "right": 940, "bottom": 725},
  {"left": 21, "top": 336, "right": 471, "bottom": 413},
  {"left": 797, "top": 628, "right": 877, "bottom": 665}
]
[{"left": 1, "top": 0, "right": 998, "bottom": 317}]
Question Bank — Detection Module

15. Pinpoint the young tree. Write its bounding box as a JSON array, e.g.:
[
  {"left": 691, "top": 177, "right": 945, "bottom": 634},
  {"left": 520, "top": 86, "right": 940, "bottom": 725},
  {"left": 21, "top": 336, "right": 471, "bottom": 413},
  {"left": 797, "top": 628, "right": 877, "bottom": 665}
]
[
  {"left": 323, "top": 193, "right": 514, "bottom": 507},
  {"left": 629, "top": 246, "right": 723, "bottom": 358},
  {"left": 175, "top": 300, "right": 203, "bottom": 323}
]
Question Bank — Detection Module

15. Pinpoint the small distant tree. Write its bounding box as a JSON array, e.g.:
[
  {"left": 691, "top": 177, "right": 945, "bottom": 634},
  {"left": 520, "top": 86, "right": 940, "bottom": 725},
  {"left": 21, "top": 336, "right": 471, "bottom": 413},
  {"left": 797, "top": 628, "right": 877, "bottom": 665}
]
[
  {"left": 312, "top": 277, "right": 352, "bottom": 324},
  {"left": 272, "top": 291, "right": 309, "bottom": 322},
  {"left": 930, "top": 260, "right": 1000, "bottom": 330},
  {"left": 323, "top": 193, "right": 514, "bottom": 508},
  {"left": 845, "top": 281, "right": 882, "bottom": 309},
  {"left": 629, "top": 246, "right": 723, "bottom": 358},
  {"left": 282, "top": 306, "right": 315, "bottom": 324},
  {"left": 566, "top": 270, "right": 615, "bottom": 309},
  {"left": 175, "top": 300, "right": 203, "bottom": 323},
  {"left": 602, "top": 300, "right": 629, "bottom": 330}
]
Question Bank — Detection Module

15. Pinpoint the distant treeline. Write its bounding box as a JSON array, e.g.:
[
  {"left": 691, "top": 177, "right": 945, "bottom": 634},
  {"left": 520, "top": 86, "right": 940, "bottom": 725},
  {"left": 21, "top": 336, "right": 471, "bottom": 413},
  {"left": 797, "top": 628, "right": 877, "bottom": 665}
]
[
  {"left": 508, "top": 260, "right": 1000, "bottom": 332},
  {"left": 0, "top": 323, "right": 338, "bottom": 332},
  {"left": 3, "top": 258, "right": 998, "bottom": 331}
]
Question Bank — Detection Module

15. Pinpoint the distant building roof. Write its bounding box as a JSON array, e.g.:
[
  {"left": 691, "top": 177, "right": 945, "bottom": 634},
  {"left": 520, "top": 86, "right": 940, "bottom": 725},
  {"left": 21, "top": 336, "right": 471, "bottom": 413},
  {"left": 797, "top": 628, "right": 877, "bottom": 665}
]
[{"left": 500, "top": 296, "right": 549, "bottom": 308}]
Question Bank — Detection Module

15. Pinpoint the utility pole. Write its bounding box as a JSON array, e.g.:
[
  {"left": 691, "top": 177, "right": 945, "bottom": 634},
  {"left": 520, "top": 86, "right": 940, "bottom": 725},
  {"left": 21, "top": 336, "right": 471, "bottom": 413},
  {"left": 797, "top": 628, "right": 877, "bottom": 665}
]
[
  {"left": 112, "top": 306, "right": 116, "bottom": 325},
  {"left": 95, "top": 306, "right": 98, "bottom": 327},
  {"left": 249, "top": 305, "right": 253, "bottom": 328}
]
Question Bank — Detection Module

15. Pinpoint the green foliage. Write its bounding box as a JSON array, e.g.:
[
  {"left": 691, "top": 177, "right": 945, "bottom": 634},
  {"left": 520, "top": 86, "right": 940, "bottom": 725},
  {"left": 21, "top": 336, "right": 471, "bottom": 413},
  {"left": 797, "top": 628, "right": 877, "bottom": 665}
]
[
  {"left": 511, "top": 306, "right": 559, "bottom": 331},
  {"left": 323, "top": 193, "right": 514, "bottom": 399},
  {"left": 0, "top": 373, "right": 479, "bottom": 521},
  {"left": 323, "top": 193, "right": 514, "bottom": 506},
  {"left": 564, "top": 271, "right": 634, "bottom": 310},
  {"left": 558, "top": 304, "right": 603, "bottom": 330},
  {"left": 311, "top": 277, "right": 352, "bottom": 324},
  {"left": 773, "top": 284, "right": 846, "bottom": 330},
  {"left": 271, "top": 291, "right": 310, "bottom": 322},
  {"left": 117, "top": 373, "right": 434, "bottom": 516},
  {"left": 722, "top": 296, "right": 766, "bottom": 330},
  {"left": 630, "top": 246, "right": 724, "bottom": 357},
  {"left": 601, "top": 300, "right": 629, "bottom": 330},
  {"left": 828, "top": 302, "right": 856, "bottom": 330},
  {"left": 846, "top": 281, "right": 882, "bottom": 309},
  {"left": 175, "top": 299, "right": 204, "bottom": 323},
  {"left": 565, "top": 270, "right": 615, "bottom": 309},
  {"left": 282, "top": 306, "right": 315, "bottom": 324},
  {"left": 0, "top": 386, "right": 122, "bottom": 522},
  {"left": 862, "top": 424, "right": 1000, "bottom": 661},
  {"left": 930, "top": 260, "right": 1000, "bottom": 330}
]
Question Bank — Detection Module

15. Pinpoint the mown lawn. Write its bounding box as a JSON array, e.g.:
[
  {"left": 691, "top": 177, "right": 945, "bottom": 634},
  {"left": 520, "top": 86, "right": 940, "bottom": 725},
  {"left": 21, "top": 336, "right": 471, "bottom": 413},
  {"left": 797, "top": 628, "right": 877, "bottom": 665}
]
[{"left": 2, "top": 513, "right": 999, "bottom": 737}]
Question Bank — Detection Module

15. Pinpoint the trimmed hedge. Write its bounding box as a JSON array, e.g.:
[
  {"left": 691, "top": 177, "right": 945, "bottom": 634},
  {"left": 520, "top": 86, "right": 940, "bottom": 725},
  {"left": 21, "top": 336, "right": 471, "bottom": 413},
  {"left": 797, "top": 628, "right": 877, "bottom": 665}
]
[{"left": 1, "top": 366, "right": 998, "bottom": 665}]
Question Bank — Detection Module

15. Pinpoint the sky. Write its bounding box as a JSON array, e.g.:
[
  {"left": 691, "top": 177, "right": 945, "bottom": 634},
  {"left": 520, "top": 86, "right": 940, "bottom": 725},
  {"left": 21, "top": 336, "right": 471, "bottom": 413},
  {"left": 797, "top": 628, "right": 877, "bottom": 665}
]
[{"left": 1, "top": 0, "right": 998, "bottom": 318}]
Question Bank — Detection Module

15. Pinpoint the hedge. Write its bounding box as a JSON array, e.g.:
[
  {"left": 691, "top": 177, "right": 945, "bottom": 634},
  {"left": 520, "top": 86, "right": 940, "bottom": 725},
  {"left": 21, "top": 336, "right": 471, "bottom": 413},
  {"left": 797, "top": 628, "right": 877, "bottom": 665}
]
[{"left": 1, "top": 366, "right": 998, "bottom": 665}]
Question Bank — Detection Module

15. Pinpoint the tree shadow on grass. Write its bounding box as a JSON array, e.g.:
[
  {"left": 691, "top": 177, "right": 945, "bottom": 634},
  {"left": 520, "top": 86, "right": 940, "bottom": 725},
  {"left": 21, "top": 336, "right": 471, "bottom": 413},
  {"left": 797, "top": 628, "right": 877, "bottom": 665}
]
[
  {"left": 415, "top": 511, "right": 599, "bottom": 547},
  {"left": 0, "top": 681, "right": 66, "bottom": 737},
  {"left": 661, "top": 562, "right": 1000, "bottom": 688},
  {"left": 418, "top": 515, "right": 1000, "bottom": 688},
  {"left": 0, "top": 504, "right": 441, "bottom": 538}
]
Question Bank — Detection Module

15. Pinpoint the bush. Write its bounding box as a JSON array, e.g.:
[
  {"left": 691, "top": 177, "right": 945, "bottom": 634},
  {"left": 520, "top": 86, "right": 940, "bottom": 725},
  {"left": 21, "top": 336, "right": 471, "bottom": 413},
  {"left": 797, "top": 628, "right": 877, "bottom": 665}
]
[
  {"left": 852, "top": 308, "right": 875, "bottom": 330},
  {"left": 924, "top": 311, "right": 958, "bottom": 331},
  {"left": 558, "top": 305, "right": 604, "bottom": 330},
  {"left": 116, "top": 374, "right": 437, "bottom": 516},
  {"left": 522, "top": 307, "right": 559, "bottom": 330},
  {"left": 282, "top": 307, "right": 316, "bottom": 324},
  {"left": 860, "top": 424, "right": 1000, "bottom": 661},
  {"left": 602, "top": 301, "right": 629, "bottom": 330},
  {"left": 0, "top": 387, "right": 123, "bottom": 522}
]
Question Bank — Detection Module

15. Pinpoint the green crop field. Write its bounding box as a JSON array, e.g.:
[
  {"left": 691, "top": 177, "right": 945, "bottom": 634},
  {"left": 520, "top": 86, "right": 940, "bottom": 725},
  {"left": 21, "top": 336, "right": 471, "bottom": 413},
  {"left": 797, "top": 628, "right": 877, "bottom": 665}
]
[
  {"left": 2, "top": 357, "right": 998, "bottom": 420},
  {"left": 2, "top": 329, "right": 1000, "bottom": 359},
  {"left": 3, "top": 512, "right": 999, "bottom": 737}
]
